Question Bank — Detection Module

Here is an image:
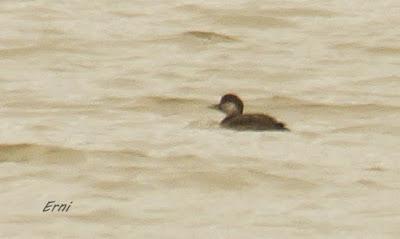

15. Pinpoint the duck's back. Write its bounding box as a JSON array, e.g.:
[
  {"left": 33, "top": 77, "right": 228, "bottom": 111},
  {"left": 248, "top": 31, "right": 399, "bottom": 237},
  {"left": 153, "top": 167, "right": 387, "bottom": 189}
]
[{"left": 221, "top": 114, "right": 289, "bottom": 131}]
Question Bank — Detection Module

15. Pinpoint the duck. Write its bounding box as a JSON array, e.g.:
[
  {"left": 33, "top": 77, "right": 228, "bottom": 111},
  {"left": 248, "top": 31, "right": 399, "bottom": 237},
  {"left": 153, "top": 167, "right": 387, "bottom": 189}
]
[{"left": 210, "top": 94, "right": 289, "bottom": 131}]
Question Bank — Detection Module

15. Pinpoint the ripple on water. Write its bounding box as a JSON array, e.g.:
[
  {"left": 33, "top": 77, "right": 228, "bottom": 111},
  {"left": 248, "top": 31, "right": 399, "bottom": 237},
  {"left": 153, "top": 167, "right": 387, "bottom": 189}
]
[
  {"left": 0, "top": 143, "right": 147, "bottom": 164},
  {"left": 158, "top": 168, "right": 317, "bottom": 192},
  {"left": 0, "top": 143, "right": 87, "bottom": 165},
  {"left": 182, "top": 31, "right": 238, "bottom": 42}
]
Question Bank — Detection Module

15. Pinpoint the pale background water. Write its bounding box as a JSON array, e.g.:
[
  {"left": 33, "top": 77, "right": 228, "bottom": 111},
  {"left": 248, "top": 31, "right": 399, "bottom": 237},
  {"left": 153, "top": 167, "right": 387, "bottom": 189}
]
[{"left": 1, "top": 0, "right": 400, "bottom": 238}]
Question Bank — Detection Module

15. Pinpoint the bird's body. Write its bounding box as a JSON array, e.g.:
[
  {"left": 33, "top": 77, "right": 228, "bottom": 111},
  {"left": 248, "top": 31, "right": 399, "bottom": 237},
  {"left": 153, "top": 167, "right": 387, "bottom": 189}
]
[
  {"left": 221, "top": 113, "right": 288, "bottom": 131},
  {"left": 211, "top": 94, "right": 289, "bottom": 131}
]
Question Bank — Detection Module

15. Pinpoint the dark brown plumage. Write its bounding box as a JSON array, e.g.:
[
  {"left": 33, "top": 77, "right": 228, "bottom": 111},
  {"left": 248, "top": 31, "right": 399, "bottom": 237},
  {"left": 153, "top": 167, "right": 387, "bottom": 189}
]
[
  {"left": 221, "top": 114, "right": 287, "bottom": 131},
  {"left": 212, "top": 94, "right": 289, "bottom": 131}
]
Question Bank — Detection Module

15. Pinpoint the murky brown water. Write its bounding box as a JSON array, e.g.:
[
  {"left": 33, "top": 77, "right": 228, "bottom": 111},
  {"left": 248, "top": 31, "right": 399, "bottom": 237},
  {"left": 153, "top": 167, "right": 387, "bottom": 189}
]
[{"left": 1, "top": 0, "right": 400, "bottom": 238}]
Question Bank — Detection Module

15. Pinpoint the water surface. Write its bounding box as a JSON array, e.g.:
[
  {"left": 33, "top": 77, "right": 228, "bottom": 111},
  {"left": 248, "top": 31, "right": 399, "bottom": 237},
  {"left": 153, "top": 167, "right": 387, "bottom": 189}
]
[{"left": 1, "top": 0, "right": 400, "bottom": 238}]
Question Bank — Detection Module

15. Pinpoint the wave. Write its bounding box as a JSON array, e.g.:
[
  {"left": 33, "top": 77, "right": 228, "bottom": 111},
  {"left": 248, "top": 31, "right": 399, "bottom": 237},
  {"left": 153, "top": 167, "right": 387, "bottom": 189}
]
[
  {"left": 159, "top": 168, "right": 317, "bottom": 192},
  {"left": 211, "top": 14, "right": 296, "bottom": 28},
  {"left": 366, "top": 46, "right": 400, "bottom": 55},
  {"left": 260, "top": 8, "right": 338, "bottom": 17},
  {"left": 0, "top": 143, "right": 146, "bottom": 164},
  {"left": 333, "top": 42, "right": 400, "bottom": 57},
  {"left": 0, "top": 143, "right": 87, "bottom": 164},
  {"left": 329, "top": 125, "right": 400, "bottom": 136},
  {"left": 182, "top": 31, "right": 238, "bottom": 42},
  {"left": 177, "top": 4, "right": 336, "bottom": 28},
  {"left": 255, "top": 95, "right": 400, "bottom": 111},
  {"left": 129, "top": 95, "right": 209, "bottom": 115}
]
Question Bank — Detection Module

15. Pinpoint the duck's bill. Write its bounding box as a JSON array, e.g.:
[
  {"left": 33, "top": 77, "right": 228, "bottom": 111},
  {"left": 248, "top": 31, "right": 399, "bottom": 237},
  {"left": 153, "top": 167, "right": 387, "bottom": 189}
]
[{"left": 208, "top": 104, "right": 220, "bottom": 110}]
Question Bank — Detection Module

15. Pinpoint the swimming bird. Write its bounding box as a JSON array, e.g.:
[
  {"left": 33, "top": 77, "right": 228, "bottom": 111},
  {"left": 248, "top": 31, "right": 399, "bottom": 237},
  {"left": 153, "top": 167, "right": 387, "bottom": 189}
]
[{"left": 210, "top": 94, "right": 289, "bottom": 131}]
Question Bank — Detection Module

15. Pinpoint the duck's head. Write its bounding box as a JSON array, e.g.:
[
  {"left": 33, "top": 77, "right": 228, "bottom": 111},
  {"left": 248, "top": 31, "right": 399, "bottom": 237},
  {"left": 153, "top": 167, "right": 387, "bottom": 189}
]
[{"left": 209, "top": 94, "right": 244, "bottom": 116}]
